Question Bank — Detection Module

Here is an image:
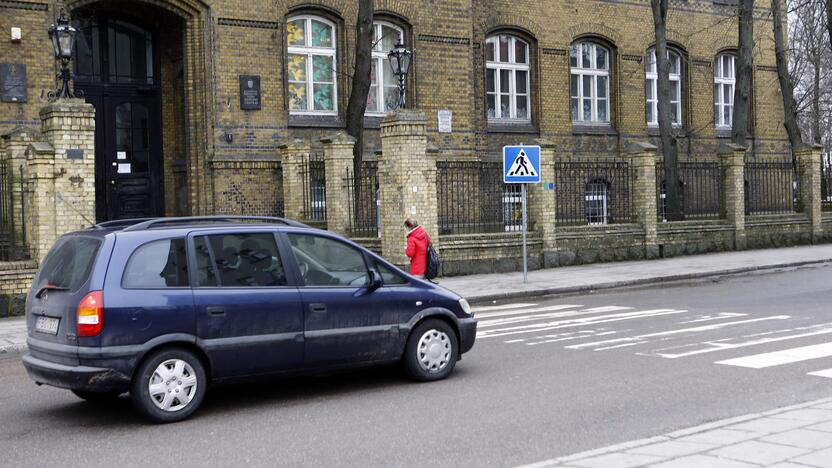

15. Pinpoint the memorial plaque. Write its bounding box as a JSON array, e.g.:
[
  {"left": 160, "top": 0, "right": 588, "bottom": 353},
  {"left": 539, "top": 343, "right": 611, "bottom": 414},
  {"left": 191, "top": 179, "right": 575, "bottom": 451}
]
[
  {"left": 0, "top": 63, "right": 27, "bottom": 103},
  {"left": 438, "top": 109, "right": 452, "bottom": 133},
  {"left": 239, "top": 75, "right": 261, "bottom": 110},
  {"left": 66, "top": 149, "right": 84, "bottom": 160}
]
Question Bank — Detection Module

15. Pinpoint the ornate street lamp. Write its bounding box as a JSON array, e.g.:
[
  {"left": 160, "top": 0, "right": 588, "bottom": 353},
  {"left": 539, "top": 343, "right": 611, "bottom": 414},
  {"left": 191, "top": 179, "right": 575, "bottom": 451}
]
[
  {"left": 48, "top": 9, "right": 79, "bottom": 100},
  {"left": 387, "top": 42, "right": 412, "bottom": 109}
]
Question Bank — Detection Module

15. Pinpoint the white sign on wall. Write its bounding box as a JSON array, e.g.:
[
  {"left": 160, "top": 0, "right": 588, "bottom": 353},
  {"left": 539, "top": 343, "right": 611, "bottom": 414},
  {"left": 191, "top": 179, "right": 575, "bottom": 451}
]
[{"left": 438, "top": 110, "right": 452, "bottom": 133}]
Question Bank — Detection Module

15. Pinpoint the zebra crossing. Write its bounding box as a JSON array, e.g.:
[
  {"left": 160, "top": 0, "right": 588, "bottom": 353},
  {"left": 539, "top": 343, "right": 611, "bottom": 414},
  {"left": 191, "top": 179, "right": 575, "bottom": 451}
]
[{"left": 473, "top": 300, "right": 832, "bottom": 381}]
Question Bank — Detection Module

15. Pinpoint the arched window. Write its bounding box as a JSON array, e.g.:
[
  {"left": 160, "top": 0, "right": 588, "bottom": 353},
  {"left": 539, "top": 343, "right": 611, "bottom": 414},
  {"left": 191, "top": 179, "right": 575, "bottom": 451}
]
[
  {"left": 486, "top": 34, "right": 531, "bottom": 121},
  {"left": 571, "top": 41, "right": 610, "bottom": 124},
  {"left": 286, "top": 15, "right": 337, "bottom": 114},
  {"left": 585, "top": 179, "right": 610, "bottom": 224},
  {"left": 367, "top": 21, "right": 404, "bottom": 114},
  {"left": 646, "top": 48, "right": 682, "bottom": 127},
  {"left": 714, "top": 53, "right": 736, "bottom": 128}
]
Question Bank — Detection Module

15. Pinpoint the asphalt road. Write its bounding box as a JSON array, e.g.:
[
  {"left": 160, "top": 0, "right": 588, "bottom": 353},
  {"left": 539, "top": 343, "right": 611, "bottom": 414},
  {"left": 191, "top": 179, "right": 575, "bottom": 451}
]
[{"left": 1, "top": 265, "right": 831, "bottom": 467}]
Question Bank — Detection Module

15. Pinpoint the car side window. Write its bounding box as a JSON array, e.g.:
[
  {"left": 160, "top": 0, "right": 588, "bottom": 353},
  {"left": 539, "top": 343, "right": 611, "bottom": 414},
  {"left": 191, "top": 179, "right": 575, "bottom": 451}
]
[
  {"left": 375, "top": 261, "right": 407, "bottom": 285},
  {"left": 194, "top": 233, "right": 287, "bottom": 287},
  {"left": 123, "top": 238, "right": 189, "bottom": 288},
  {"left": 288, "top": 234, "right": 369, "bottom": 287}
]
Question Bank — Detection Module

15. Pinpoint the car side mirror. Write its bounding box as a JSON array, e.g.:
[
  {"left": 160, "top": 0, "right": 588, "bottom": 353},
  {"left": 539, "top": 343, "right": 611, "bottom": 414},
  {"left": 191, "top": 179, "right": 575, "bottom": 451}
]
[{"left": 368, "top": 270, "right": 383, "bottom": 291}]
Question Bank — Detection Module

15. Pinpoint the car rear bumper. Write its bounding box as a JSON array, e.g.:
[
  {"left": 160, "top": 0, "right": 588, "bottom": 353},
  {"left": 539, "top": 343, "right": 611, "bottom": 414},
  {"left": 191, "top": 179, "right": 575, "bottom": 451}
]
[
  {"left": 22, "top": 353, "right": 131, "bottom": 393},
  {"left": 458, "top": 318, "right": 477, "bottom": 355}
]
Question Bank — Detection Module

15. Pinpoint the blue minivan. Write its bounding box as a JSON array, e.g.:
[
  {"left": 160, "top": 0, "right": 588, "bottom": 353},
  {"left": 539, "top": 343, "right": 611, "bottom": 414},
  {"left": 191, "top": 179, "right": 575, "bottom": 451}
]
[{"left": 22, "top": 217, "right": 476, "bottom": 423}]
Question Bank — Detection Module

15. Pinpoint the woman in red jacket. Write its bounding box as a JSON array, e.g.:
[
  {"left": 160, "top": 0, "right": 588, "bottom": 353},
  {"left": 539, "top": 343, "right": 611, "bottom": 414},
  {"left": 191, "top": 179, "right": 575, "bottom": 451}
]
[{"left": 404, "top": 218, "right": 430, "bottom": 278}]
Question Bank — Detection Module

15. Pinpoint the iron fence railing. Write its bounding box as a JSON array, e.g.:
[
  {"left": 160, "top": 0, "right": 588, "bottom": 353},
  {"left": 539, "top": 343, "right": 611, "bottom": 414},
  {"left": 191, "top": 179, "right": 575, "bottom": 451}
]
[
  {"left": 0, "top": 160, "right": 28, "bottom": 261},
  {"left": 344, "top": 161, "right": 380, "bottom": 237},
  {"left": 744, "top": 159, "right": 797, "bottom": 215},
  {"left": 436, "top": 161, "right": 523, "bottom": 234},
  {"left": 822, "top": 162, "right": 832, "bottom": 212},
  {"left": 554, "top": 160, "right": 632, "bottom": 226},
  {"left": 300, "top": 152, "right": 326, "bottom": 221},
  {"left": 655, "top": 161, "right": 721, "bottom": 221}
]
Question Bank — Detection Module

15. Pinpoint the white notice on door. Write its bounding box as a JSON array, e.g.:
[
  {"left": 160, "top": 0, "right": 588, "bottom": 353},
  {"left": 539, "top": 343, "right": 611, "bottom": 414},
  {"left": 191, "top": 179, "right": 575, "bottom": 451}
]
[
  {"left": 117, "top": 163, "right": 132, "bottom": 174},
  {"left": 116, "top": 151, "right": 127, "bottom": 160}
]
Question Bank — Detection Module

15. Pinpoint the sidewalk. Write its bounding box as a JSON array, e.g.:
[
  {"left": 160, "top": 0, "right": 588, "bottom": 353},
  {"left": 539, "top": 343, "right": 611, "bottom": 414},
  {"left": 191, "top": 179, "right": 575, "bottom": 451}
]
[
  {"left": 520, "top": 397, "right": 832, "bottom": 468},
  {"left": 2, "top": 244, "right": 832, "bottom": 356}
]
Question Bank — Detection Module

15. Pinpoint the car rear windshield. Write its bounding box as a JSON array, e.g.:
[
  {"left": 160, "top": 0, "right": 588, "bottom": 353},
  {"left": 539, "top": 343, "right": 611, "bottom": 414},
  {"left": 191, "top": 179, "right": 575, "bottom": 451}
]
[{"left": 34, "top": 236, "right": 102, "bottom": 292}]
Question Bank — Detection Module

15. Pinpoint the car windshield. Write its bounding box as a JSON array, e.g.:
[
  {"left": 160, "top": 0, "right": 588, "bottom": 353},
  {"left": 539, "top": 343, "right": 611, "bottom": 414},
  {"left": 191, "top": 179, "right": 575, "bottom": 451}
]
[{"left": 34, "top": 236, "right": 102, "bottom": 291}]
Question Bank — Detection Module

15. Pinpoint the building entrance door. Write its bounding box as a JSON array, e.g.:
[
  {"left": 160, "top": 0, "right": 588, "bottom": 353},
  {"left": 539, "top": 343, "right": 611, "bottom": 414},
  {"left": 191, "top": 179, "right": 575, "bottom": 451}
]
[{"left": 73, "top": 13, "right": 164, "bottom": 221}]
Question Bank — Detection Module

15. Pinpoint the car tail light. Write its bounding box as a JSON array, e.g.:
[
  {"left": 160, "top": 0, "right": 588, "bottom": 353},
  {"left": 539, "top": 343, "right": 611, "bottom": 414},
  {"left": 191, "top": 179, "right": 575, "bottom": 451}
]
[{"left": 77, "top": 291, "right": 104, "bottom": 337}]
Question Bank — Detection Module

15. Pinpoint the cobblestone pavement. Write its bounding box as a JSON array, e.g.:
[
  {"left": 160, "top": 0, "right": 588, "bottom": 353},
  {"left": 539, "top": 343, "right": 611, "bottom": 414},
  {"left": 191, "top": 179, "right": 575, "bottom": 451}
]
[{"left": 520, "top": 397, "right": 832, "bottom": 468}]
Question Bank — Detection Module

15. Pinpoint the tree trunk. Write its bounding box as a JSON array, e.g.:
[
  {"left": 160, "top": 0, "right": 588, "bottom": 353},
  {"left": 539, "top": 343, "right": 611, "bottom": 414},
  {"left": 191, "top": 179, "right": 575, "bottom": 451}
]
[
  {"left": 772, "top": 0, "right": 805, "bottom": 151},
  {"left": 344, "top": 0, "right": 374, "bottom": 221},
  {"left": 651, "top": 0, "right": 682, "bottom": 220},
  {"left": 812, "top": 42, "right": 821, "bottom": 144},
  {"left": 826, "top": 0, "right": 832, "bottom": 50},
  {"left": 732, "top": 0, "right": 754, "bottom": 148}
]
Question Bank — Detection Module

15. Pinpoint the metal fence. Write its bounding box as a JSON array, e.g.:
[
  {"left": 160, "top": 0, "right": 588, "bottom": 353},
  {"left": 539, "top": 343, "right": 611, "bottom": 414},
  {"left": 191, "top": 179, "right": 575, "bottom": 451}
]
[
  {"left": 822, "top": 162, "right": 832, "bottom": 212},
  {"left": 436, "top": 160, "right": 523, "bottom": 234},
  {"left": 0, "top": 159, "right": 28, "bottom": 261},
  {"left": 344, "top": 161, "right": 380, "bottom": 237},
  {"left": 744, "top": 159, "right": 797, "bottom": 215},
  {"left": 300, "top": 152, "right": 326, "bottom": 221},
  {"left": 553, "top": 160, "right": 632, "bottom": 226},
  {"left": 655, "top": 161, "right": 721, "bottom": 221}
]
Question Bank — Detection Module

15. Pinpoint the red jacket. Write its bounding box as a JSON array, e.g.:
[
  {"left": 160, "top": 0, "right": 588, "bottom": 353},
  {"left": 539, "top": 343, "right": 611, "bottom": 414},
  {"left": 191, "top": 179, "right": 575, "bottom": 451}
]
[{"left": 405, "top": 226, "right": 430, "bottom": 275}]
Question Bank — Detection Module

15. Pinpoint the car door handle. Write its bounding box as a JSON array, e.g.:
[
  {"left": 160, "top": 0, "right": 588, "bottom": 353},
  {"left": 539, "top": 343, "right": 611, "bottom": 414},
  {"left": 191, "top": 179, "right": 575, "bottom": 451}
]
[
  {"left": 206, "top": 306, "right": 225, "bottom": 316},
  {"left": 309, "top": 303, "right": 327, "bottom": 313}
]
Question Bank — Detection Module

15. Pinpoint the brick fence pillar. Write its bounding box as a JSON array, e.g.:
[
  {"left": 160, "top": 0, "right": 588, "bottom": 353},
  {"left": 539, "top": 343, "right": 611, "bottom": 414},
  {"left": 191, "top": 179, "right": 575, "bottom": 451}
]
[
  {"left": 24, "top": 99, "right": 96, "bottom": 261},
  {"left": 279, "top": 138, "right": 310, "bottom": 221},
  {"left": 627, "top": 142, "right": 659, "bottom": 258},
  {"left": 530, "top": 139, "right": 558, "bottom": 267},
  {"left": 321, "top": 132, "right": 355, "bottom": 236},
  {"left": 719, "top": 143, "right": 747, "bottom": 250},
  {"left": 794, "top": 143, "right": 824, "bottom": 243},
  {"left": 378, "top": 110, "right": 437, "bottom": 267}
]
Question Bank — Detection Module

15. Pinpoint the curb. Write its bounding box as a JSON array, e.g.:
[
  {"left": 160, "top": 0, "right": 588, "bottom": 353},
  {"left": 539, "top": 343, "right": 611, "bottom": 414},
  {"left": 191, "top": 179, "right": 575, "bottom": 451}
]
[
  {"left": 517, "top": 396, "right": 832, "bottom": 468},
  {"left": 458, "top": 258, "right": 832, "bottom": 304},
  {"left": 0, "top": 343, "right": 27, "bottom": 357}
]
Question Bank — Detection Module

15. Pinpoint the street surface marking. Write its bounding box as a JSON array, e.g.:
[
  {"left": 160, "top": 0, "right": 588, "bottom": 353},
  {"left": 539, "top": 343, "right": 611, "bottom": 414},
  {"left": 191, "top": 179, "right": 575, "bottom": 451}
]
[
  {"left": 716, "top": 342, "right": 832, "bottom": 368},
  {"left": 580, "top": 306, "right": 634, "bottom": 313},
  {"left": 525, "top": 330, "right": 616, "bottom": 346},
  {"left": 647, "top": 323, "right": 832, "bottom": 359},
  {"left": 807, "top": 368, "right": 832, "bottom": 379},
  {"left": 471, "top": 303, "right": 537, "bottom": 313},
  {"left": 477, "top": 309, "right": 685, "bottom": 339},
  {"left": 679, "top": 313, "right": 747, "bottom": 324},
  {"left": 565, "top": 316, "right": 790, "bottom": 351},
  {"left": 474, "top": 304, "right": 583, "bottom": 320}
]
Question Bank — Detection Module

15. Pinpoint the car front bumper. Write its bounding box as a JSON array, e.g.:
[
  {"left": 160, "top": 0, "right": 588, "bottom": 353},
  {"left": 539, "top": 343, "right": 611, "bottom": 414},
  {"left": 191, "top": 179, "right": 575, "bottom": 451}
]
[
  {"left": 458, "top": 318, "right": 477, "bottom": 355},
  {"left": 22, "top": 353, "right": 131, "bottom": 393}
]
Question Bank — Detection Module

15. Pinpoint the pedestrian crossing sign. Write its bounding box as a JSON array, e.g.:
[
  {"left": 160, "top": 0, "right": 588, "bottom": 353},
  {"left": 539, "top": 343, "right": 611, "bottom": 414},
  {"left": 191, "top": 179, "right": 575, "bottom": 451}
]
[{"left": 503, "top": 145, "right": 541, "bottom": 184}]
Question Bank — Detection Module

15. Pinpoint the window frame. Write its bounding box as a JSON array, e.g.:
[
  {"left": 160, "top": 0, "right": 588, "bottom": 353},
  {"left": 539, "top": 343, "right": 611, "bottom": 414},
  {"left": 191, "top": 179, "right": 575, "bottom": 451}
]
[
  {"left": 286, "top": 14, "right": 338, "bottom": 116},
  {"left": 188, "top": 230, "right": 293, "bottom": 289},
  {"left": 121, "top": 237, "right": 190, "bottom": 290},
  {"left": 366, "top": 21, "right": 405, "bottom": 116},
  {"left": 485, "top": 33, "right": 532, "bottom": 123},
  {"left": 714, "top": 53, "right": 736, "bottom": 129},
  {"left": 570, "top": 41, "right": 611, "bottom": 125},
  {"left": 286, "top": 232, "right": 371, "bottom": 289},
  {"left": 645, "top": 48, "right": 683, "bottom": 128}
]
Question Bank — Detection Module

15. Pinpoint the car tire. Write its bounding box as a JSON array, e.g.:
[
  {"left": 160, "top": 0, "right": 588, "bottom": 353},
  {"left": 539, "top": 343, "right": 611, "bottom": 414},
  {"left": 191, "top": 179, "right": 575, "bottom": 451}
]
[
  {"left": 71, "top": 389, "right": 122, "bottom": 403},
  {"left": 402, "top": 319, "right": 458, "bottom": 382},
  {"left": 130, "top": 348, "right": 207, "bottom": 423}
]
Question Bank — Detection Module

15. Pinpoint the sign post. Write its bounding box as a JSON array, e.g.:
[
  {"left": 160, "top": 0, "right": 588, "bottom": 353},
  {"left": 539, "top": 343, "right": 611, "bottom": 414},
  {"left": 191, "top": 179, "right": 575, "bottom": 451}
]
[{"left": 503, "top": 145, "right": 541, "bottom": 282}]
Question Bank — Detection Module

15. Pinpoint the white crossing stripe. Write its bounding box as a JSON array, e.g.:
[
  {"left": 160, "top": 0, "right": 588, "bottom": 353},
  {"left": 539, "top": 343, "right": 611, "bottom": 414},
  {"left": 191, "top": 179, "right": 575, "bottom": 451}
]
[
  {"left": 581, "top": 306, "right": 634, "bottom": 313},
  {"left": 477, "top": 309, "right": 685, "bottom": 339},
  {"left": 566, "top": 316, "right": 790, "bottom": 351},
  {"left": 475, "top": 304, "right": 583, "bottom": 320},
  {"left": 679, "top": 313, "right": 747, "bottom": 324},
  {"left": 471, "top": 303, "right": 537, "bottom": 313},
  {"left": 648, "top": 323, "right": 832, "bottom": 359},
  {"left": 716, "top": 342, "right": 832, "bottom": 369},
  {"left": 807, "top": 368, "right": 832, "bottom": 379}
]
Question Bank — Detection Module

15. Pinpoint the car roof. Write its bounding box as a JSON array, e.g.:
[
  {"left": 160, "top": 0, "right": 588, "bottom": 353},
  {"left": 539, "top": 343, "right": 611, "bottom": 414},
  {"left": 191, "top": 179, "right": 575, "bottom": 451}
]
[{"left": 76, "top": 216, "right": 313, "bottom": 235}]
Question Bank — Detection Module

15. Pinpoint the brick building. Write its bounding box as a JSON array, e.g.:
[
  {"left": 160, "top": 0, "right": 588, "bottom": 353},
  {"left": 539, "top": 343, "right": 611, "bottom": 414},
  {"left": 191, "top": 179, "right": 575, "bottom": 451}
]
[{"left": 0, "top": 0, "right": 789, "bottom": 223}]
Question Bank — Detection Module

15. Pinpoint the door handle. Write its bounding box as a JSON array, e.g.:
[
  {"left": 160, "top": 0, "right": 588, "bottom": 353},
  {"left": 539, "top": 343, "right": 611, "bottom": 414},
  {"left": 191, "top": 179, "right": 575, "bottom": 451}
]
[
  {"left": 309, "top": 303, "right": 327, "bottom": 313},
  {"left": 206, "top": 306, "right": 225, "bottom": 316}
]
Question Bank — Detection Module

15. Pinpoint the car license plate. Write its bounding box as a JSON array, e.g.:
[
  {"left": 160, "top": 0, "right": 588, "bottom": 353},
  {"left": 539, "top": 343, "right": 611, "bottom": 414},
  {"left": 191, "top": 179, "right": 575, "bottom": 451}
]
[{"left": 35, "top": 316, "right": 60, "bottom": 335}]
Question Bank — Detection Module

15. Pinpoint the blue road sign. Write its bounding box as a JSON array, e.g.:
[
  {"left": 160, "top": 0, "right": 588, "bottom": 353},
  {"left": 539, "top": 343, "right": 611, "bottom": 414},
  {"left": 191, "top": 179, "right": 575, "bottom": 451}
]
[{"left": 503, "top": 145, "right": 541, "bottom": 184}]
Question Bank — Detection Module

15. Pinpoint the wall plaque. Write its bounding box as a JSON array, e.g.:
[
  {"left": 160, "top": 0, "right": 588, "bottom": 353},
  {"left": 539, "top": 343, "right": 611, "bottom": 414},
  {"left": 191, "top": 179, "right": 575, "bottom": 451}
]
[
  {"left": 438, "top": 110, "right": 452, "bottom": 133},
  {"left": 239, "top": 75, "right": 261, "bottom": 110},
  {"left": 66, "top": 149, "right": 84, "bottom": 160},
  {"left": 0, "top": 63, "right": 27, "bottom": 103}
]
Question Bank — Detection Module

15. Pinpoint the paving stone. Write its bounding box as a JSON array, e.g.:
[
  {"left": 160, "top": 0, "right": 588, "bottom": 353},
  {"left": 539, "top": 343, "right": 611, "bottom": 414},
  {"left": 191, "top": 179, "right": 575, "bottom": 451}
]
[
  {"left": 761, "top": 429, "right": 832, "bottom": 450},
  {"left": 570, "top": 452, "right": 667, "bottom": 468},
  {"left": 648, "top": 454, "right": 760, "bottom": 468},
  {"left": 727, "top": 417, "right": 813, "bottom": 434},
  {"left": 709, "top": 440, "right": 809, "bottom": 465},
  {"left": 676, "top": 429, "right": 763, "bottom": 446},
  {"left": 806, "top": 421, "right": 832, "bottom": 433},
  {"left": 773, "top": 409, "right": 832, "bottom": 423},
  {"left": 628, "top": 440, "right": 714, "bottom": 457},
  {"left": 789, "top": 447, "right": 832, "bottom": 468}
]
